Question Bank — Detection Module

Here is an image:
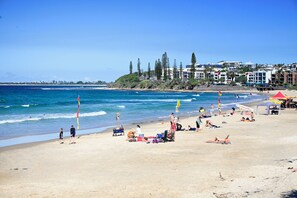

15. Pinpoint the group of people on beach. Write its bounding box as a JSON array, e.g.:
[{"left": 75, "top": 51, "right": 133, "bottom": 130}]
[
  {"left": 59, "top": 125, "right": 76, "bottom": 144},
  {"left": 240, "top": 111, "right": 255, "bottom": 122}
]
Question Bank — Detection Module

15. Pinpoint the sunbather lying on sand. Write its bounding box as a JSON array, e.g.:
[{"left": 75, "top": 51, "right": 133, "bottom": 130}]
[
  {"left": 205, "top": 120, "right": 221, "bottom": 128},
  {"left": 186, "top": 125, "right": 196, "bottom": 131},
  {"left": 206, "top": 135, "right": 231, "bottom": 144}
]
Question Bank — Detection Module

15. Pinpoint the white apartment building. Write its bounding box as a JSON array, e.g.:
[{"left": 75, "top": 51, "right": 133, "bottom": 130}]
[{"left": 245, "top": 71, "right": 271, "bottom": 85}]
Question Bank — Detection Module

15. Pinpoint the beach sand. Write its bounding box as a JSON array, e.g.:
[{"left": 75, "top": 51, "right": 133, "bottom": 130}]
[{"left": 0, "top": 90, "right": 296, "bottom": 197}]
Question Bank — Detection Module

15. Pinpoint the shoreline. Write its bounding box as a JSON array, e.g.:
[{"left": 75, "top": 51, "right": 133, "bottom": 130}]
[
  {"left": 0, "top": 89, "right": 268, "bottom": 149},
  {"left": 0, "top": 90, "right": 296, "bottom": 197}
]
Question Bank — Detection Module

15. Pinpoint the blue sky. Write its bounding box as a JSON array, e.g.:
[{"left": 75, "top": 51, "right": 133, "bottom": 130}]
[{"left": 0, "top": 0, "right": 296, "bottom": 82}]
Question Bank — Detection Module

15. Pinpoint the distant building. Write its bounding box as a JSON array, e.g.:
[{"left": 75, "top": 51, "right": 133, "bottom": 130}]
[{"left": 271, "top": 71, "right": 297, "bottom": 85}]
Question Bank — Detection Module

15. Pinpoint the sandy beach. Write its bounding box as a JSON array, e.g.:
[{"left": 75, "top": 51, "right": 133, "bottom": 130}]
[{"left": 0, "top": 90, "right": 297, "bottom": 198}]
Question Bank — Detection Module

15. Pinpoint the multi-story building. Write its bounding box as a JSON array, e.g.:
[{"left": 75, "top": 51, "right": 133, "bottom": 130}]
[
  {"left": 167, "top": 61, "right": 296, "bottom": 85},
  {"left": 271, "top": 71, "right": 297, "bottom": 85},
  {"left": 218, "top": 61, "right": 242, "bottom": 72},
  {"left": 253, "top": 71, "right": 272, "bottom": 85},
  {"left": 245, "top": 72, "right": 254, "bottom": 84}
]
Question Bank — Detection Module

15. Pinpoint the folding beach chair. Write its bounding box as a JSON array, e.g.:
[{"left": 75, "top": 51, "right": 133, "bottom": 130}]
[{"left": 113, "top": 128, "right": 124, "bottom": 136}]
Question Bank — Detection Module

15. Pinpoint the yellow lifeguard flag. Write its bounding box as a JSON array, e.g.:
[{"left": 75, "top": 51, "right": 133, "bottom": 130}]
[
  {"left": 176, "top": 100, "right": 181, "bottom": 108},
  {"left": 176, "top": 100, "right": 181, "bottom": 112}
]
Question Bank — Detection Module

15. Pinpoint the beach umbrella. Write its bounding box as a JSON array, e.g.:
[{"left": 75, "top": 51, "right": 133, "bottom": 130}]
[{"left": 271, "top": 91, "right": 288, "bottom": 100}]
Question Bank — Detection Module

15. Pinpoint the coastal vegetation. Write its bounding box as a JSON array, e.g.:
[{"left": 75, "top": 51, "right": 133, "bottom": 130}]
[{"left": 111, "top": 52, "right": 297, "bottom": 91}]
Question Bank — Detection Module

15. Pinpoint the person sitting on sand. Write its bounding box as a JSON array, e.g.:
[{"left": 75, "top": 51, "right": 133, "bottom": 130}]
[
  {"left": 250, "top": 112, "right": 255, "bottom": 122},
  {"left": 244, "top": 117, "right": 255, "bottom": 122},
  {"left": 135, "top": 125, "right": 142, "bottom": 137},
  {"left": 205, "top": 120, "right": 221, "bottom": 128},
  {"left": 127, "top": 131, "right": 136, "bottom": 140},
  {"left": 176, "top": 123, "right": 184, "bottom": 131},
  {"left": 231, "top": 107, "right": 236, "bottom": 115},
  {"left": 241, "top": 117, "right": 246, "bottom": 121}
]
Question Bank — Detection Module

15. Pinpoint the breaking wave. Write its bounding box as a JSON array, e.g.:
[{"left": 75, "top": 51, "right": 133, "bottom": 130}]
[{"left": 0, "top": 111, "right": 107, "bottom": 125}]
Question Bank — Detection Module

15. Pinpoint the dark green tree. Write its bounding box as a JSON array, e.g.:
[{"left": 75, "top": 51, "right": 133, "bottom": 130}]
[
  {"left": 235, "top": 75, "right": 247, "bottom": 84},
  {"left": 156, "top": 59, "right": 162, "bottom": 80},
  {"left": 148, "top": 62, "right": 151, "bottom": 79},
  {"left": 162, "top": 52, "right": 168, "bottom": 81},
  {"left": 190, "top": 52, "right": 196, "bottom": 79},
  {"left": 167, "top": 58, "right": 171, "bottom": 80},
  {"left": 137, "top": 58, "right": 141, "bottom": 77},
  {"left": 179, "top": 62, "right": 183, "bottom": 80},
  {"left": 173, "top": 59, "right": 178, "bottom": 79},
  {"left": 129, "top": 61, "right": 133, "bottom": 74},
  {"left": 227, "top": 71, "right": 235, "bottom": 85}
]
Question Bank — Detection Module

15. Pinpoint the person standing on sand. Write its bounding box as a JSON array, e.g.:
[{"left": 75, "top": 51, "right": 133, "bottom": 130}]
[
  {"left": 70, "top": 125, "right": 76, "bottom": 144},
  {"left": 59, "top": 128, "right": 64, "bottom": 144},
  {"left": 210, "top": 104, "right": 214, "bottom": 116},
  {"left": 170, "top": 113, "right": 175, "bottom": 122},
  {"left": 196, "top": 116, "right": 202, "bottom": 132}
]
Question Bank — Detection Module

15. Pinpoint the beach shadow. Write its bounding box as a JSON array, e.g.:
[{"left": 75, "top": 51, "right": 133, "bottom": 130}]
[{"left": 281, "top": 190, "right": 297, "bottom": 198}]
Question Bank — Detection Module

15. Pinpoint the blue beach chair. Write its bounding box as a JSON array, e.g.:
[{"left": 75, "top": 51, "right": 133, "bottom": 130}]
[{"left": 113, "top": 127, "right": 124, "bottom": 136}]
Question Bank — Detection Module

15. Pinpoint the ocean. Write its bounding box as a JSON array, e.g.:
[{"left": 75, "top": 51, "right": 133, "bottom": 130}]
[{"left": 0, "top": 86, "right": 266, "bottom": 147}]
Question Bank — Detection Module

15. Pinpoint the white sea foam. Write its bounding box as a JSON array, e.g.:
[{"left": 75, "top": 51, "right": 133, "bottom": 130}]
[
  {"left": 21, "top": 104, "right": 30, "bottom": 107},
  {"left": 182, "top": 99, "right": 192, "bottom": 102},
  {"left": 117, "top": 105, "right": 126, "bottom": 108},
  {"left": 45, "top": 111, "right": 107, "bottom": 119},
  {"left": 158, "top": 115, "right": 170, "bottom": 119},
  {"left": 239, "top": 95, "right": 248, "bottom": 99},
  {"left": 114, "top": 99, "right": 183, "bottom": 102},
  {"left": 192, "top": 94, "right": 200, "bottom": 97},
  {"left": 0, "top": 117, "right": 42, "bottom": 124},
  {"left": 0, "top": 111, "right": 107, "bottom": 125},
  {"left": 80, "top": 111, "right": 107, "bottom": 117}
]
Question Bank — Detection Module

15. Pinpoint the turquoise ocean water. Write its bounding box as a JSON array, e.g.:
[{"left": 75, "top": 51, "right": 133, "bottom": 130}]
[{"left": 0, "top": 86, "right": 266, "bottom": 147}]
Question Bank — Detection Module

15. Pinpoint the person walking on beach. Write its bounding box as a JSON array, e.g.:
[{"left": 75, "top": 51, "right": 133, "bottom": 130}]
[
  {"left": 59, "top": 128, "right": 64, "bottom": 144},
  {"left": 70, "top": 125, "right": 76, "bottom": 144}
]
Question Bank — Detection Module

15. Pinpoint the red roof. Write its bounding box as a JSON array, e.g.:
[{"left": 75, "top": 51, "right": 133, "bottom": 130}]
[{"left": 271, "top": 91, "right": 287, "bottom": 100}]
